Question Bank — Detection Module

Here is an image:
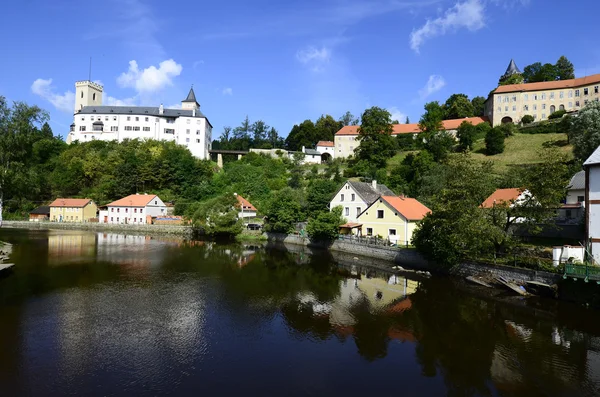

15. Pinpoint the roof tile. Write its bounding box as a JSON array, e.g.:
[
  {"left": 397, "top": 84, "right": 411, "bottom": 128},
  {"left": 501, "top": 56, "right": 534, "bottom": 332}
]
[
  {"left": 494, "top": 74, "right": 600, "bottom": 94},
  {"left": 335, "top": 117, "right": 488, "bottom": 136},
  {"left": 481, "top": 188, "right": 523, "bottom": 208},
  {"left": 381, "top": 196, "right": 430, "bottom": 221},
  {"left": 236, "top": 195, "right": 257, "bottom": 212},
  {"left": 106, "top": 194, "right": 158, "bottom": 207},
  {"left": 49, "top": 198, "right": 93, "bottom": 208}
]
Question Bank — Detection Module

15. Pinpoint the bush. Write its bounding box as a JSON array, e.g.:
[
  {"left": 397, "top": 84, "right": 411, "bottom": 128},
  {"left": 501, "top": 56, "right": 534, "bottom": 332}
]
[
  {"left": 521, "top": 114, "right": 534, "bottom": 125},
  {"left": 497, "top": 122, "right": 517, "bottom": 137},
  {"left": 548, "top": 109, "right": 567, "bottom": 119},
  {"left": 456, "top": 121, "right": 477, "bottom": 152},
  {"left": 519, "top": 119, "right": 570, "bottom": 134},
  {"left": 397, "top": 134, "right": 418, "bottom": 150},
  {"left": 485, "top": 128, "right": 505, "bottom": 155},
  {"left": 306, "top": 206, "right": 345, "bottom": 242}
]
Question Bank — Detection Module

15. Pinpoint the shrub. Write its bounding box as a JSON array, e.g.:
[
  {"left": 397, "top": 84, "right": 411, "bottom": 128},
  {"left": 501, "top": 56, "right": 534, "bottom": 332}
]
[
  {"left": 485, "top": 128, "right": 505, "bottom": 155},
  {"left": 497, "top": 122, "right": 517, "bottom": 137},
  {"left": 548, "top": 109, "right": 567, "bottom": 119},
  {"left": 306, "top": 206, "right": 345, "bottom": 242},
  {"left": 456, "top": 121, "right": 477, "bottom": 152},
  {"left": 521, "top": 114, "right": 534, "bottom": 125}
]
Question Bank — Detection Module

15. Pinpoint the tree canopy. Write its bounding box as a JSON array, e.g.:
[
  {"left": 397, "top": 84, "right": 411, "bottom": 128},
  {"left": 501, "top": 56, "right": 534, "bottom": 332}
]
[
  {"left": 569, "top": 100, "right": 600, "bottom": 163},
  {"left": 353, "top": 106, "right": 397, "bottom": 174}
]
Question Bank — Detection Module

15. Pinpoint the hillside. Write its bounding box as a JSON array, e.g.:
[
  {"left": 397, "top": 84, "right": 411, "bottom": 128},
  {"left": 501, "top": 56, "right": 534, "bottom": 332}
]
[{"left": 387, "top": 132, "right": 572, "bottom": 175}]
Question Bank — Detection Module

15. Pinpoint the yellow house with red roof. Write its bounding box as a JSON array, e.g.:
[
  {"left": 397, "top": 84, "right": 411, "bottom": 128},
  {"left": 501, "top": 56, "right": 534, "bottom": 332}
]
[
  {"left": 49, "top": 198, "right": 98, "bottom": 222},
  {"left": 356, "top": 196, "right": 430, "bottom": 246}
]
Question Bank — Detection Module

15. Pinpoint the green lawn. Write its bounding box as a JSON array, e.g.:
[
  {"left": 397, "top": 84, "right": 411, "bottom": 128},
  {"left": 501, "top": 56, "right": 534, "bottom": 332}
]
[{"left": 386, "top": 133, "right": 572, "bottom": 175}]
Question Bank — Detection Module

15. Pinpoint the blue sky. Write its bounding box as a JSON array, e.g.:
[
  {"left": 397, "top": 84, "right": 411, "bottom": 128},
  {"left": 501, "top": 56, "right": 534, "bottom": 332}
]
[{"left": 2, "top": 0, "right": 600, "bottom": 139}]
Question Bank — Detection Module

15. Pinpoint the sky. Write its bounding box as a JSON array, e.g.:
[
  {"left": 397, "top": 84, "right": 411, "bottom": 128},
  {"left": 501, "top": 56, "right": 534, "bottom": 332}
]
[{"left": 2, "top": 0, "right": 600, "bottom": 139}]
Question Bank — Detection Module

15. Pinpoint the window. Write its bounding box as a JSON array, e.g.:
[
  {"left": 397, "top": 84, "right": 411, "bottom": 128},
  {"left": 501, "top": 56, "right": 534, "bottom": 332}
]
[
  {"left": 533, "top": 94, "right": 538, "bottom": 100},
  {"left": 575, "top": 89, "right": 580, "bottom": 97},
  {"left": 596, "top": 86, "right": 599, "bottom": 94},
  {"left": 569, "top": 91, "right": 573, "bottom": 98},
  {"left": 367, "top": 228, "right": 373, "bottom": 236},
  {"left": 79, "top": 126, "right": 86, "bottom": 131},
  {"left": 542, "top": 113, "right": 546, "bottom": 119},
  {"left": 389, "top": 229, "right": 396, "bottom": 236},
  {"left": 113, "top": 116, "right": 117, "bottom": 121},
  {"left": 186, "top": 138, "right": 190, "bottom": 143},
  {"left": 585, "top": 99, "right": 589, "bottom": 105},
  {"left": 576, "top": 101, "right": 580, "bottom": 107},
  {"left": 196, "top": 139, "right": 200, "bottom": 143},
  {"left": 135, "top": 117, "right": 139, "bottom": 121},
  {"left": 345, "top": 185, "right": 349, "bottom": 190},
  {"left": 542, "top": 104, "right": 546, "bottom": 110},
  {"left": 125, "top": 208, "right": 128, "bottom": 213},
  {"left": 154, "top": 201, "right": 157, "bottom": 205},
  {"left": 497, "top": 106, "right": 501, "bottom": 112},
  {"left": 81, "top": 91, "right": 83, "bottom": 98},
  {"left": 111, "top": 217, "right": 113, "bottom": 222},
  {"left": 550, "top": 92, "right": 555, "bottom": 100},
  {"left": 93, "top": 93, "right": 96, "bottom": 101},
  {"left": 187, "top": 119, "right": 191, "bottom": 124},
  {"left": 124, "top": 126, "right": 133, "bottom": 131},
  {"left": 578, "top": 195, "right": 585, "bottom": 203},
  {"left": 377, "top": 210, "right": 384, "bottom": 219},
  {"left": 145, "top": 117, "right": 149, "bottom": 122},
  {"left": 156, "top": 118, "right": 159, "bottom": 122},
  {"left": 91, "top": 116, "right": 94, "bottom": 121},
  {"left": 134, "top": 218, "right": 137, "bottom": 223},
  {"left": 504, "top": 96, "right": 509, "bottom": 102},
  {"left": 357, "top": 207, "right": 361, "bottom": 217},
  {"left": 569, "top": 102, "right": 573, "bottom": 108},
  {"left": 341, "top": 194, "right": 344, "bottom": 201},
  {"left": 512, "top": 96, "right": 517, "bottom": 102},
  {"left": 523, "top": 105, "right": 529, "bottom": 111},
  {"left": 351, "top": 194, "right": 355, "bottom": 201},
  {"left": 84, "top": 134, "right": 87, "bottom": 139},
  {"left": 345, "top": 207, "right": 349, "bottom": 216},
  {"left": 197, "top": 120, "right": 201, "bottom": 125},
  {"left": 117, "top": 208, "right": 120, "bottom": 213},
  {"left": 196, "top": 130, "right": 201, "bottom": 135},
  {"left": 550, "top": 105, "right": 555, "bottom": 113},
  {"left": 505, "top": 106, "right": 508, "bottom": 112},
  {"left": 559, "top": 91, "right": 564, "bottom": 99},
  {"left": 143, "top": 127, "right": 150, "bottom": 131},
  {"left": 164, "top": 128, "right": 175, "bottom": 134},
  {"left": 584, "top": 88, "right": 589, "bottom": 96},
  {"left": 117, "top": 217, "right": 119, "bottom": 222},
  {"left": 186, "top": 129, "right": 190, "bottom": 134},
  {"left": 541, "top": 93, "right": 546, "bottom": 100},
  {"left": 134, "top": 208, "right": 137, "bottom": 213},
  {"left": 524, "top": 94, "right": 528, "bottom": 101},
  {"left": 111, "top": 208, "right": 114, "bottom": 212},
  {"left": 127, "top": 116, "right": 131, "bottom": 121},
  {"left": 512, "top": 105, "right": 516, "bottom": 111},
  {"left": 133, "top": 126, "right": 140, "bottom": 131},
  {"left": 559, "top": 105, "right": 565, "bottom": 111},
  {"left": 140, "top": 209, "right": 143, "bottom": 214},
  {"left": 140, "top": 218, "right": 143, "bottom": 223}
]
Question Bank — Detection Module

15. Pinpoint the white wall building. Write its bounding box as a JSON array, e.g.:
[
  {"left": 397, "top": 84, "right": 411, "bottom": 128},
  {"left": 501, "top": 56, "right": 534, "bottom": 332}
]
[
  {"left": 102, "top": 194, "right": 167, "bottom": 225},
  {"left": 584, "top": 149, "right": 600, "bottom": 264},
  {"left": 67, "top": 81, "right": 212, "bottom": 160},
  {"left": 316, "top": 141, "right": 335, "bottom": 161},
  {"left": 329, "top": 180, "right": 395, "bottom": 223}
]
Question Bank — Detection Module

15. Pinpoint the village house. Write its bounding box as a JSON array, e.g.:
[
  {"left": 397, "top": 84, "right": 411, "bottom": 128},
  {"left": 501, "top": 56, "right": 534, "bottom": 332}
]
[
  {"left": 584, "top": 148, "right": 600, "bottom": 264},
  {"left": 315, "top": 141, "right": 334, "bottom": 162},
  {"left": 330, "top": 180, "right": 395, "bottom": 223},
  {"left": 102, "top": 194, "right": 167, "bottom": 224},
  {"left": 333, "top": 117, "right": 488, "bottom": 158},
  {"left": 354, "top": 196, "right": 430, "bottom": 245},
  {"left": 29, "top": 206, "right": 50, "bottom": 222},
  {"left": 235, "top": 194, "right": 257, "bottom": 219},
  {"left": 49, "top": 198, "right": 98, "bottom": 223},
  {"left": 480, "top": 188, "right": 532, "bottom": 209},
  {"left": 557, "top": 171, "right": 585, "bottom": 223}
]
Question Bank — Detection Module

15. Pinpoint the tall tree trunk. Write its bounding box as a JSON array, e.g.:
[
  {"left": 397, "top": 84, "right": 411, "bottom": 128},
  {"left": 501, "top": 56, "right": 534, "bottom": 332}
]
[{"left": 0, "top": 189, "right": 3, "bottom": 227}]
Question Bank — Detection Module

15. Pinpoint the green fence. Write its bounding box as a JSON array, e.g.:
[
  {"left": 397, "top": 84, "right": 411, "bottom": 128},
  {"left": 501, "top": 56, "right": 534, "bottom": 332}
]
[{"left": 564, "top": 263, "right": 600, "bottom": 283}]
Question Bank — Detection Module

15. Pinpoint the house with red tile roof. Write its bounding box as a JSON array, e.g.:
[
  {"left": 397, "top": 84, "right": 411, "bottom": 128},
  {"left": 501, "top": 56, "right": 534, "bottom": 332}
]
[
  {"left": 355, "top": 195, "right": 431, "bottom": 245},
  {"left": 49, "top": 198, "right": 98, "bottom": 223},
  {"left": 316, "top": 140, "right": 335, "bottom": 162},
  {"left": 334, "top": 117, "right": 488, "bottom": 158},
  {"left": 102, "top": 194, "right": 167, "bottom": 224},
  {"left": 235, "top": 194, "right": 257, "bottom": 219},
  {"left": 480, "top": 188, "right": 531, "bottom": 209}
]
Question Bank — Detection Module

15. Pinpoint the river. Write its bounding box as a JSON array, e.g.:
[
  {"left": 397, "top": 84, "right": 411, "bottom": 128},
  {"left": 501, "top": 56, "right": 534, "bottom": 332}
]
[{"left": 0, "top": 228, "right": 599, "bottom": 396}]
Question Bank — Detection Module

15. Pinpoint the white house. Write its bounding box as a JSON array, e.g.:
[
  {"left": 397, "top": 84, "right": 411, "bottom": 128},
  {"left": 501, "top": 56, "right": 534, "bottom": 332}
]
[
  {"left": 66, "top": 81, "right": 212, "bottom": 160},
  {"left": 235, "top": 194, "right": 257, "bottom": 219},
  {"left": 102, "top": 194, "right": 167, "bottom": 224},
  {"left": 301, "top": 146, "right": 322, "bottom": 164},
  {"left": 316, "top": 141, "right": 334, "bottom": 162},
  {"left": 329, "top": 180, "right": 396, "bottom": 223},
  {"left": 584, "top": 148, "right": 600, "bottom": 263},
  {"left": 557, "top": 170, "right": 586, "bottom": 223}
]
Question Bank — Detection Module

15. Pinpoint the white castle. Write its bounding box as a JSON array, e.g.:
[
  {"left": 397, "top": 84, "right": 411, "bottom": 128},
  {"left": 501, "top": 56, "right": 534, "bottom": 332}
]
[{"left": 67, "top": 81, "right": 212, "bottom": 159}]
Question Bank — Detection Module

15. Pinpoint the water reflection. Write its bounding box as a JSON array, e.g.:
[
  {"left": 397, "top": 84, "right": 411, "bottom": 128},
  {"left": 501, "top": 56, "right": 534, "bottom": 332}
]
[{"left": 0, "top": 229, "right": 599, "bottom": 396}]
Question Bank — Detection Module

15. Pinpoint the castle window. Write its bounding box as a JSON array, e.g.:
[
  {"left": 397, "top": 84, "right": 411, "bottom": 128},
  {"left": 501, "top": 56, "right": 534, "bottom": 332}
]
[
  {"left": 576, "top": 101, "right": 580, "bottom": 107},
  {"left": 596, "top": 86, "right": 599, "bottom": 94},
  {"left": 512, "top": 105, "right": 516, "bottom": 111},
  {"left": 512, "top": 96, "right": 516, "bottom": 102},
  {"left": 93, "top": 93, "right": 96, "bottom": 101},
  {"left": 196, "top": 139, "right": 200, "bottom": 143},
  {"left": 560, "top": 91, "right": 564, "bottom": 99},
  {"left": 575, "top": 90, "right": 580, "bottom": 97},
  {"left": 91, "top": 116, "right": 94, "bottom": 121},
  {"left": 541, "top": 93, "right": 546, "bottom": 100},
  {"left": 569, "top": 91, "right": 573, "bottom": 98},
  {"left": 523, "top": 105, "right": 529, "bottom": 111},
  {"left": 127, "top": 116, "right": 131, "bottom": 121},
  {"left": 81, "top": 116, "right": 85, "bottom": 121},
  {"left": 186, "top": 129, "right": 190, "bottom": 134},
  {"left": 542, "top": 113, "right": 546, "bottom": 119},
  {"left": 584, "top": 88, "right": 589, "bottom": 96},
  {"left": 145, "top": 117, "right": 149, "bottom": 122},
  {"left": 533, "top": 94, "right": 538, "bottom": 100},
  {"left": 81, "top": 92, "right": 83, "bottom": 98},
  {"left": 523, "top": 94, "right": 528, "bottom": 101},
  {"left": 542, "top": 104, "right": 546, "bottom": 110},
  {"left": 79, "top": 126, "right": 86, "bottom": 131},
  {"left": 196, "top": 130, "right": 200, "bottom": 135},
  {"left": 186, "top": 138, "right": 190, "bottom": 143},
  {"left": 550, "top": 92, "right": 554, "bottom": 99},
  {"left": 111, "top": 126, "right": 118, "bottom": 132},
  {"left": 105, "top": 116, "right": 108, "bottom": 121},
  {"left": 143, "top": 127, "right": 150, "bottom": 132},
  {"left": 569, "top": 102, "right": 573, "bottom": 107},
  {"left": 135, "top": 117, "right": 139, "bottom": 121}
]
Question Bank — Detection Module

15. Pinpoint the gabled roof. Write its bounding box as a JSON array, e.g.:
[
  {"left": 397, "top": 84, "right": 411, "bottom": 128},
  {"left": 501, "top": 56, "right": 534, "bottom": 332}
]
[
  {"left": 335, "top": 117, "right": 488, "bottom": 136},
  {"left": 316, "top": 141, "right": 334, "bottom": 147},
  {"left": 29, "top": 205, "right": 50, "bottom": 215},
  {"left": 480, "top": 188, "right": 523, "bottom": 208},
  {"left": 584, "top": 146, "right": 600, "bottom": 166},
  {"left": 494, "top": 73, "right": 600, "bottom": 94},
  {"left": 182, "top": 86, "right": 198, "bottom": 103},
  {"left": 49, "top": 198, "right": 93, "bottom": 208},
  {"left": 235, "top": 195, "right": 257, "bottom": 212},
  {"left": 344, "top": 181, "right": 395, "bottom": 204},
  {"left": 106, "top": 194, "right": 158, "bottom": 207},
  {"left": 380, "top": 196, "right": 431, "bottom": 221},
  {"left": 568, "top": 170, "right": 585, "bottom": 190}
]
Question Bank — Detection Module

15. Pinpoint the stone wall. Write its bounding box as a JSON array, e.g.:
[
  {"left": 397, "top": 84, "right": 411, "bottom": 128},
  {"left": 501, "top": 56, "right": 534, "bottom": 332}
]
[
  {"left": 1, "top": 221, "right": 195, "bottom": 238},
  {"left": 266, "top": 233, "right": 560, "bottom": 285}
]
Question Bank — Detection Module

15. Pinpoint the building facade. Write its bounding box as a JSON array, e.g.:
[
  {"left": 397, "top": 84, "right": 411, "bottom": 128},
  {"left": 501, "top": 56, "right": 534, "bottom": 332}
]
[
  {"left": 330, "top": 180, "right": 395, "bottom": 223},
  {"left": 485, "top": 74, "right": 600, "bottom": 126},
  {"left": 584, "top": 148, "right": 600, "bottom": 264},
  {"left": 67, "top": 82, "right": 212, "bottom": 160},
  {"left": 103, "top": 194, "right": 167, "bottom": 224},
  {"left": 49, "top": 198, "right": 98, "bottom": 222},
  {"left": 333, "top": 117, "right": 487, "bottom": 159}
]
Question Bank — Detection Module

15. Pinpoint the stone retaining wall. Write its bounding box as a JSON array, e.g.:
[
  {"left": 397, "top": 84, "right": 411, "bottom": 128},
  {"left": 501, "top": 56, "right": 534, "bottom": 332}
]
[
  {"left": 266, "top": 233, "right": 560, "bottom": 285},
  {"left": 1, "top": 221, "right": 195, "bottom": 237}
]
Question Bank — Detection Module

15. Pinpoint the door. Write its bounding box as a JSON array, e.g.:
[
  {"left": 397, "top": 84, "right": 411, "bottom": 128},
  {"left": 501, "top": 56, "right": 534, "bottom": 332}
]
[{"left": 103, "top": 216, "right": 108, "bottom": 223}]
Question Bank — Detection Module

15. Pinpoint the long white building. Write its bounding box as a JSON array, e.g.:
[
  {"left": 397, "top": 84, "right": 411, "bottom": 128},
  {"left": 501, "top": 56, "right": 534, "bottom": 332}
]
[{"left": 66, "top": 81, "right": 212, "bottom": 159}]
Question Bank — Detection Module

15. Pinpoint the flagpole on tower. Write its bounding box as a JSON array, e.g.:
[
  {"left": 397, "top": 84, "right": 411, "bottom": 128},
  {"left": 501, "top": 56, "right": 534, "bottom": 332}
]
[{"left": 89, "top": 57, "right": 92, "bottom": 81}]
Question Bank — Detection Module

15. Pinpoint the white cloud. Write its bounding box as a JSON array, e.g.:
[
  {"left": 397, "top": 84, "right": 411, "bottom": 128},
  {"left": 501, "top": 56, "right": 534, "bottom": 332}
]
[
  {"left": 490, "top": 0, "right": 530, "bottom": 9},
  {"left": 105, "top": 95, "right": 137, "bottom": 106},
  {"left": 222, "top": 87, "right": 233, "bottom": 96},
  {"left": 419, "top": 75, "right": 446, "bottom": 99},
  {"left": 31, "top": 78, "right": 75, "bottom": 113},
  {"left": 409, "top": 0, "right": 485, "bottom": 53},
  {"left": 117, "top": 59, "right": 183, "bottom": 93},
  {"left": 388, "top": 107, "right": 407, "bottom": 123},
  {"left": 166, "top": 103, "right": 182, "bottom": 110},
  {"left": 296, "top": 46, "right": 331, "bottom": 72},
  {"left": 193, "top": 60, "right": 205, "bottom": 69}
]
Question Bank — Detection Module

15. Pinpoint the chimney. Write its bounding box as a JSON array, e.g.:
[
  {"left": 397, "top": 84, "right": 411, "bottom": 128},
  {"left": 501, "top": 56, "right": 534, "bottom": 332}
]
[
  {"left": 301, "top": 146, "right": 305, "bottom": 153},
  {"left": 372, "top": 180, "right": 377, "bottom": 190},
  {"left": 159, "top": 104, "right": 164, "bottom": 115},
  {"left": 192, "top": 109, "right": 196, "bottom": 117}
]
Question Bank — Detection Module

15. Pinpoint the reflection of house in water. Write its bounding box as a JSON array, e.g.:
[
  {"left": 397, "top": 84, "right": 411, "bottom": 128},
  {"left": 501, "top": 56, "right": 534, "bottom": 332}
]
[
  {"left": 48, "top": 232, "right": 97, "bottom": 264},
  {"left": 96, "top": 233, "right": 177, "bottom": 267}
]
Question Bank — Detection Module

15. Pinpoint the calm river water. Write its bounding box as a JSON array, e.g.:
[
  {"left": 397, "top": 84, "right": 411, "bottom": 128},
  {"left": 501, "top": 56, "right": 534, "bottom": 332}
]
[{"left": 0, "top": 228, "right": 599, "bottom": 396}]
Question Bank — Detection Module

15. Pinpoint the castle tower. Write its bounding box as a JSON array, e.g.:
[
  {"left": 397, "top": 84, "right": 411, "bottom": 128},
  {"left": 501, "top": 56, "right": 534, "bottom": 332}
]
[
  {"left": 74, "top": 81, "right": 103, "bottom": 113},
  {"left": 181, "top": 86, "right": 200, "bottom": 111}
]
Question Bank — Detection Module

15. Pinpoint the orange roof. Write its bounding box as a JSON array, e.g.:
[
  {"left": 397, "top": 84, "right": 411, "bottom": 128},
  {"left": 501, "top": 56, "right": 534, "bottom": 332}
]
[
  {"left": 49, "top": 198, "right": 93, "bottom": 208},
  {"left": 494, "top": 74, "right": 600, "bottom": 94},
  {"left": 316, "top": 140, "right": 334, "bottom": 147},
  {"left": 340, "top": 222, "right": 362, "bottom": 228},
  {"left": 236, "top": 195, "right": 257, "bottom": 211},
  {"left": 106, "top": 194, "right": 157, "bottom": 207},
  {"left": 335, "top": 117, "right": 488, "bottom": 136},
  {"left": 480, "top": 188, "right": 522, "bottom": 208},
  {"left": 382, "top": 196, "right": 430, "bottom": 221}
]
